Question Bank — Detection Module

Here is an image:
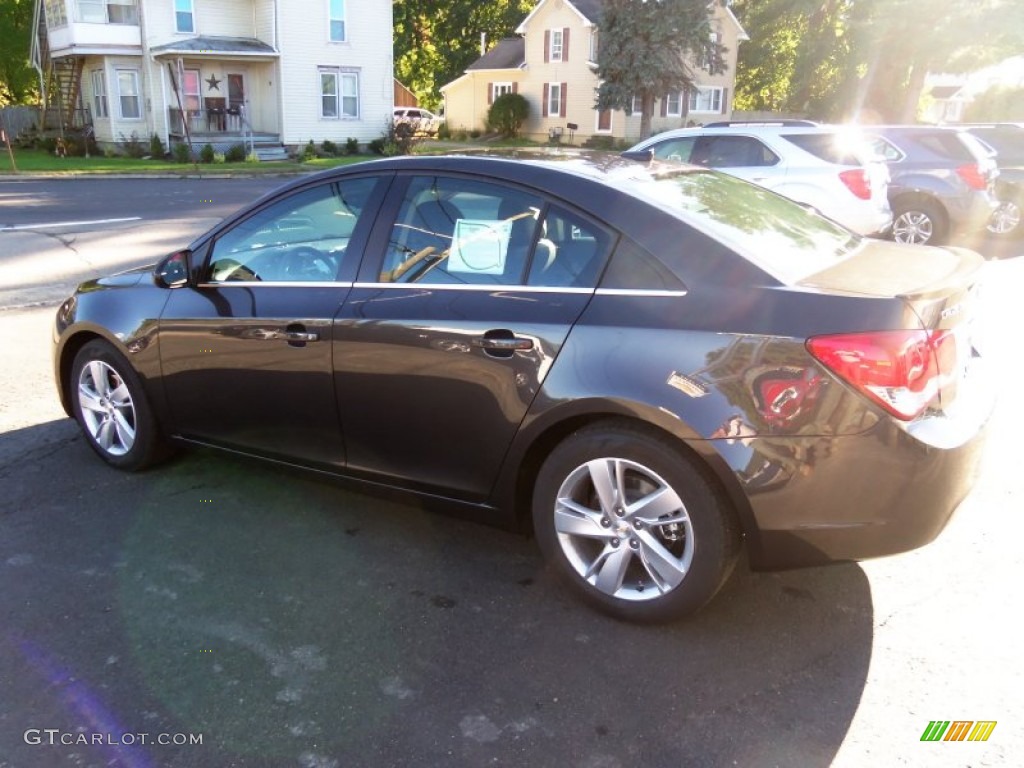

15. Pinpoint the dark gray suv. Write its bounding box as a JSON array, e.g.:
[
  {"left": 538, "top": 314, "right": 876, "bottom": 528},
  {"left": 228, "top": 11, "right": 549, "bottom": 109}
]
[{"left": 866, "top": 126, "right": 997, "bottom": 245}]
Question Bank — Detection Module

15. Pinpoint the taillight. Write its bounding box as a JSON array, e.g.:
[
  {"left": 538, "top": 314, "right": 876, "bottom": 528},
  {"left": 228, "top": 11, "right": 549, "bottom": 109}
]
[
  {"left": 956, "top": 163, "right": 988, "bottom": 190},
  {"left": 839, "top": 169, "right": 872, "bottom": 200},
  {"left": 807, "top": 330, "right": 956, "bottom": 420}
]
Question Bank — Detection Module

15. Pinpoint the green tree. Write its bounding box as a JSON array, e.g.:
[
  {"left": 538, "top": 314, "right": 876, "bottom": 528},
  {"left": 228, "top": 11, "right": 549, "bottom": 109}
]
[
  {"left": 595, "top": 0, "right": 723, "bottom": 139},
  {"left": 393, "top": 0, "right": 532, "bottom": 112},
  {"left": 0, "top": 0, "right": 38, "bottom": 105},
  {"left": 964, "top": 84, "right": 1024, "bottom": 122},
  {"left": 487, "top": 92, "right": 530, "bottom": 137}
]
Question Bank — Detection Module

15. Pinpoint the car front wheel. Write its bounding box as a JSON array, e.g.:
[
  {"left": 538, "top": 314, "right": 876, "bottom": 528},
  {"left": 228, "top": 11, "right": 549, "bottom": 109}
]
[
  {"left": 533, "top": 422, "right": 740, "bottom": 622},
  {"left": 71, "top": 339, "right": 167, "bottom": 471}
]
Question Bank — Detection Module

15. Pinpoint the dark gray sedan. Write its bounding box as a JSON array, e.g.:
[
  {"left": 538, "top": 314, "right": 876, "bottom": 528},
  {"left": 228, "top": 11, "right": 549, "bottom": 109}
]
[{"left": 53, "top": 152, "right": 993, "bottom": 621}]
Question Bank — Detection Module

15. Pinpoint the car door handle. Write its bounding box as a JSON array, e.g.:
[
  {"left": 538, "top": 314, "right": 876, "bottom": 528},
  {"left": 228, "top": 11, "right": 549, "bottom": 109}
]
[
  {"left": 244, "top": 328, "right": 320, "bottom": 343},
  {"left": 472, "top": 336, "right": 534, "bottom": 351},
  {"left": 279, "top": 330, "right": 319, "bottom": 342}
]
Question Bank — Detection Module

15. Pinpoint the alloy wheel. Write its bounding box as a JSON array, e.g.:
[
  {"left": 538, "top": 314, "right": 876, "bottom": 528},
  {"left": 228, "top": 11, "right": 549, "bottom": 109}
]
[
  {"left": 77, "top": 359, "right": 137, "bottom": 457},
  {"left": 892, "top": 211, "right": 934, "bottom": 244},
  {"left": 987, "top": 200, "right": 1021, "bottom": 236}
]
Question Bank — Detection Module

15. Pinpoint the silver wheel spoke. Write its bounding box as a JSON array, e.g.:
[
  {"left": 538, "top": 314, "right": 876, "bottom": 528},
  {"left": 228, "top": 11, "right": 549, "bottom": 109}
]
[
  {"left": 97, "top": 419, "right": 116, "bottom": 450},
  {"left": 112, "top": 410, "right": 136, "bottom": 448},
  {"left": 555, "top": 499, "right": 614, "bottom": 540},
  {"left": 589, "top": 545, "right": 633, "bottom": 595},
  {"left": 586, "top": 459, "right": 620, "bottom": 515},
  {"left": 109, "top": 382, "right": 131, "bottom": 407},
  {"left": 636, "top": 531, "right": 689, "bottom": 592},
  {"left": 87, "top": 361, "right": 109, "bottom": 397},
  {"left": 78, "top": 383, "right": 104, "bottom": 414},
  {"left": 629, "top": 485, "right": 684, "bottom": 523}
]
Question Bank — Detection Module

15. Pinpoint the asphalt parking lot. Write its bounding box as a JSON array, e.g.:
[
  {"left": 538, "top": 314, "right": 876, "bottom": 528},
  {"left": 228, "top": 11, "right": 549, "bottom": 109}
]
[{"left": 1, "top": 177, "right": 1022, "bottom": 767}]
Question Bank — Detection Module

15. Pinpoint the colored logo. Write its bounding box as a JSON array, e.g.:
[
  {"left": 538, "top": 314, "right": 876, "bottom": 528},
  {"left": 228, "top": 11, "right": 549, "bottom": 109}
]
[{"left": 921, "top": 721, "right": 997, "bottom": 742}]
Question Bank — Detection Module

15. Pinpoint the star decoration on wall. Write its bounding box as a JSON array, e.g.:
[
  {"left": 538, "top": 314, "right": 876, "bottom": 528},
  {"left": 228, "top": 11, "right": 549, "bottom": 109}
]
[{"left": 206, "top": 75, "right": 222, "bottom": 91}]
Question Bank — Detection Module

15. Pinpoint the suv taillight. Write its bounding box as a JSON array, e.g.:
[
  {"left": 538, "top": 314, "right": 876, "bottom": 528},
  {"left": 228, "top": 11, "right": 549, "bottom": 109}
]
[
  {"left": 956, "top": 163, "right": 988, "bottom": 190},
  {"left": 807, "top": 330, "right": 956, "bottom": 420},
  {"left": 838, "top": 169, "right": 872, "bottom": 200}
]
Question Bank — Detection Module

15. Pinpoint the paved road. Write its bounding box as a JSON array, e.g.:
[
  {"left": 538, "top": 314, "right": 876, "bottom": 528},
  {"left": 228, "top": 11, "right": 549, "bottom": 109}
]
[{"left": 1, "top": 178, "right": 1022, "bottom": 768}]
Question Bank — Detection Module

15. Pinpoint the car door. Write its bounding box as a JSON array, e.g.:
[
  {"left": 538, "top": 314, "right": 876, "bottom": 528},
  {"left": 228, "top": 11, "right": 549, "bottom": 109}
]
[
  {"left": 332, "top": 173, "right": 616, "bottom": 498},
  {"left": 158, "top": 174, "right": 389, "bottom": 467},
  {"left": 690, "top": 134, "right": 782, "bottom": 185}
]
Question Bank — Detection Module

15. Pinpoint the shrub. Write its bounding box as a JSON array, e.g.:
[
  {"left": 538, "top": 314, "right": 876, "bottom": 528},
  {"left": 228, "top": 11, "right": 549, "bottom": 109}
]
[
  {"left": 119, "top": 131, "right": 147, "bottom": 158},
  {"left": 345, "top": 137, "right": 359, "bottom": 155},
  {"left": 213, "top": 151, "right": 226, "bottom": 164},
  {"left": 301, "top": 139, "right": 317, "bottom": 161},
  {"left": 437, "top": 122, "right": 451, "bottom": 141},
  {"left": 487, "top": 93, "right": 530, "bottom": 138},
  {"left": 199, "top": 143, "right": 215, "bottom": 163},
  {"left": 469, "top": 129, "right": 482, "bottom": 139},
  {"left": 321, "top": 139, "right": 338, "bottom": 156},
  {"left": 149, "top": 133, "right": 165, "bottom": 158},
  {"left": 172, "top": 142, "right": 192, "bottom": 163},
  {"left": 245, "top": 152, "right": 260, "bottom": 163},
  {"left": 368, "top": 137, "right": 387, "bottom": 155},
  {"left": 224, "top": 143, "right": 246, "bottom": 162}
]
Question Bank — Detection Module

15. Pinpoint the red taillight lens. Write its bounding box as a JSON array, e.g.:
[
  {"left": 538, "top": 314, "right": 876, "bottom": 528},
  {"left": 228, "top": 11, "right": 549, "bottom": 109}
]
[
  {"left": 807, "top": 330, "right": 955, "bottom": 420},
  {"left": 956, "top": 163, "right": 988, "bottom": 190},
  {"left": 839, "top": 169, "right": 872, "bottom": 200}
]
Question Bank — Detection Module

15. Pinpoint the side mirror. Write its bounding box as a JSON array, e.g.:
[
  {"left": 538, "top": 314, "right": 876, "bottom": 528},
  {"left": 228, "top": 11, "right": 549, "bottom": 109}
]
[
  {"left": 620, "top": 149, "right": 654, "bottom": 163},
  {"left": 154, "top": 249, "right": 192, "bottom": 288}
]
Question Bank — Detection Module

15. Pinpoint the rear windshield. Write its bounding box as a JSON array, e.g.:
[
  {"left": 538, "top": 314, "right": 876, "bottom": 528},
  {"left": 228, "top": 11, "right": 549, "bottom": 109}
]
[
  {"left": 624, "top": 169, "right": 860, "bottom": 284},
  {"left": 780, "top": 132, "right": 864, "bottom": 165},
  {"left": 967, "top": 128, "right": 1024, "bottom": 164}
]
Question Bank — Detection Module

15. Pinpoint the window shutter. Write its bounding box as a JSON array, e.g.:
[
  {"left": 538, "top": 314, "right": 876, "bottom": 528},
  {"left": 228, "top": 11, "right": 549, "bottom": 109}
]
[
  {"left": 563, "top": 28, "right": 570, "bottom": 62},
  {"left": 560, "top": 83, "right": 567, "bottom": 118},
  {"left": 543, "top": 83, "right": 549, "bottom": 117},
  {"left": 488, "top": 83, "right": 493, "bottom": 105},
  {"left": 512, "top": 82, "right": 518, "bottom": 94},
  {"left": 660, "top": 96, "right": 668, "bottom": 117},
  {"left": 544, "top": 31, "right": 550, "bottom": 63},
  {"left": 721, "top": 87, "right": 728, "bottom": 114}
]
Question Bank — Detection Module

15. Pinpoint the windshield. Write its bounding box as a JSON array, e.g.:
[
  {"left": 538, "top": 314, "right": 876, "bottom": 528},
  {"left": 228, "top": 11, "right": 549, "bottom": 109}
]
[{"left": 625, "top": 169, "right": 862, "bottom": 284}]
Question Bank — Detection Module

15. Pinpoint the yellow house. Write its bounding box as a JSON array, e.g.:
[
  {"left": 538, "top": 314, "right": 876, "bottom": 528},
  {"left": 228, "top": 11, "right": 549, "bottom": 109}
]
[{"left": 441, "top": 0, "right": 748, "bottom": 143}]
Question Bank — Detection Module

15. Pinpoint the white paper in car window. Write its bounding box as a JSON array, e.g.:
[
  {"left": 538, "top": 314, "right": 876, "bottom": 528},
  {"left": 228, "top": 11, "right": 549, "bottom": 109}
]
[{"left": 448, "top": 219, "right": 511, "bottom": 275}]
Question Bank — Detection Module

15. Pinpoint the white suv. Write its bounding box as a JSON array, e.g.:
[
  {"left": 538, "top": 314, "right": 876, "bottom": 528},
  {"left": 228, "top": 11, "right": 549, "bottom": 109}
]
[
  {"left": 625, "top": 125, "right": 892, "bottom": 236},
  {"left": 393, "top": 107, "right": 441, "bottom": 137}
]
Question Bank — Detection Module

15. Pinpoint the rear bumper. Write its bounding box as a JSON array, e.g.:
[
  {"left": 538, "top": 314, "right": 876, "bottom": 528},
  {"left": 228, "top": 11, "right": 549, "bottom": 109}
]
[{"left": 731, "top": 369, "right": 994, "bottom": 570}]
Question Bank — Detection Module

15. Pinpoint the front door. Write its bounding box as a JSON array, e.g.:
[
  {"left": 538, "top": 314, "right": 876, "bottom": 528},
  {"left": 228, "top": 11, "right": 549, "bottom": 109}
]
[
  {"left": 333, "top": 174, "right": 615, "bottom": 498},
  {"left": 159, "top": 175, "right": 389, "bottom": 468},
  {"left": 227, "top": 73, "right": 245, "bottom": 111}
]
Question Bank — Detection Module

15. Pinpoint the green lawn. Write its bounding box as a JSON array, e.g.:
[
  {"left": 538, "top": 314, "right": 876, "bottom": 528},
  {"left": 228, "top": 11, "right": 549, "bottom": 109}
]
[{"left": 0, "top": 148, "right": 368, "bottom": 175}]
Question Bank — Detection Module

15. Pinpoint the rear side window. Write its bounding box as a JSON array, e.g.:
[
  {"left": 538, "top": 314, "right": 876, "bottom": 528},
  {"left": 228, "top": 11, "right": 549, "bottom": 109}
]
[
  {"left": 781, "top": 133, "right": 863, "bottom": 165},
  {"left": 691, "top": 136, "right": 779, "bottom": 168},
  {"left": 914, "top": 132, "right": 976, "bottom": 161}
]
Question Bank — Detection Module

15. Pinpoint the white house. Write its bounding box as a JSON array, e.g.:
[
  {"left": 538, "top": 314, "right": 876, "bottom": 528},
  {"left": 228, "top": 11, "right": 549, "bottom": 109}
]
[{"left": 30, "top": 0, "right": 395, "bottom": 153}]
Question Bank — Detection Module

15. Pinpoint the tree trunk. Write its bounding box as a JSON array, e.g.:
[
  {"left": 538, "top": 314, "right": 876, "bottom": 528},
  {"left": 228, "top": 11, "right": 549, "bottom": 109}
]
[
  {"left": 900, "top": 63, "right": 928, "bottom": 123},
  {"left": 640, "top": 91, "right": 654, "bottom": 139}
]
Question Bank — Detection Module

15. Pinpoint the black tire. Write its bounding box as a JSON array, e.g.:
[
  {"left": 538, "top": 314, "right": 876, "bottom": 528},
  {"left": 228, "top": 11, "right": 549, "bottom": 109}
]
[
  {"left": 890, "top": 198, "right": 948, "bottom": 246},
  {"left": 533, "top": 421, "right": 740, "bottom": 622},
  {"left": 70, "top": 339, "right": 168, "bottom": 471}
]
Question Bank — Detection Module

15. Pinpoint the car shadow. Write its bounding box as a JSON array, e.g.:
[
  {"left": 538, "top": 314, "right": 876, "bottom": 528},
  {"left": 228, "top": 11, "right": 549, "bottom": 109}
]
[{"left": 1, "top": 424, "right": 873, "bottom": 768}]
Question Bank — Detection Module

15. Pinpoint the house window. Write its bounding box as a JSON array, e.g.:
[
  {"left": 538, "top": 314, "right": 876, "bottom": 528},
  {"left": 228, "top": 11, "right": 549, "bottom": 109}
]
[
  {"left": 546, "top": 82, "right": 563, "bottom": 117},
  {"left": 329, "top": 0, "right": 346, "bottom": 42},
  {"left": 701, "top": 32, "right": 719, "bottom": 71},
  {"left": 689, "top": 86, "right": 723, "bottom": 113},
  {"left": 174, "top": 0, "right": 194, "bottom": 33},
  {"left": 44, "top": 0, "right": 67, "bottom": 27},
  {"left": 77, "top": 0, "right": 137, "bottom": 23},
  {"left": 320, "top": 68, "right": 359, "bottom": 119},
  {"left": 549, "top": 29, "right": 563, "bottom": 61},
  {"left": 665, "top": 91, "right": 682, "bottom": 117},
  {"left": 116, "top": 70, "right": 141, "bottom": 119},
  {"left": 596, "top": 109, "right": 612, "bottom": 132},
  {"left": 630, "top": 94, "right": 642, "bottom": 115},
  {"left": 91, "top": 70, "right": 108, "bottom": 119},
  {"left": 589, "top": 30, "right": 598, "bottom": 62},
  {"left": 492, "top": 82, "right": 513, "bottom": 101},
  {"left": 182, "top": 69, "right": 201, "bottom": 112}
]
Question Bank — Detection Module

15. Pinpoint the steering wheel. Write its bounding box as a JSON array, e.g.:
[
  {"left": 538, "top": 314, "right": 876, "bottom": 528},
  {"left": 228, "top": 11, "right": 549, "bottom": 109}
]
[
  {"left": 281, "top": 246, "right": 337, "bottom": 280},
  {"left": 210, "top": 257, "right": 261, "bottom": 282}
]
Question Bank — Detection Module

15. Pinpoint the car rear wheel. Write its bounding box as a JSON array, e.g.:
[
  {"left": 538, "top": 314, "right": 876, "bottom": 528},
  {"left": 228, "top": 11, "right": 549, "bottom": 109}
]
[
  {"left": 891, "top": 199, "right": 948, "bottom": 245},
  {"left": 533, "top": 422, "right": 740, "bottom": 622},
  {"left": 71, "top": 340, "right": 167, "bottom": 471},
  {"left": 987, "top": 197, "right": 1022, "bottom": 237}
]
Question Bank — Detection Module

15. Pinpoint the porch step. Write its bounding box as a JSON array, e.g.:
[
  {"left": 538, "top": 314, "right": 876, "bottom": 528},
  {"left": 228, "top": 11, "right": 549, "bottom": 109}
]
[{"left": 254, "top": 146, "right": 290, "bottom": 162}]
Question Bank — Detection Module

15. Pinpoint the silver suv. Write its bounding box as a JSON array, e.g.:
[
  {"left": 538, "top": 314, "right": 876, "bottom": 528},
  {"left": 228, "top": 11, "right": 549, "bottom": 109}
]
[{"left": 624, "top": 125, "right": 892, "bottom": 236}]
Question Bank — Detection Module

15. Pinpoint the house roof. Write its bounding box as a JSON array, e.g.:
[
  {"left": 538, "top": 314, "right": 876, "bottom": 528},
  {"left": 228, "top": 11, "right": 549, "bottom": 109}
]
[
  {"left": 514, "top": 0, "right": 748, "bottom": 40},
  {"left": 467, "top": 37, "right": 525, "bottom": 71},
  {"left": 929, "top": 85, "right": 964, "bottom": 100},
  {"left": 150, "top": 36, "right": 278, "bottom": 57}
]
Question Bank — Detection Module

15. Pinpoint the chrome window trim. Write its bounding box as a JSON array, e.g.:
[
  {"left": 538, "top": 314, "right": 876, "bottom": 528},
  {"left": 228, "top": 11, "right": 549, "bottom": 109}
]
[
  {"left": 595, "top": 288, "right": 688, "bottom": 297},
  {"left": 353, "top": 282, "right": 594, "bottom": 294},
  {"left": 196, "top": 281, "right": 355, "bottom": 289}
]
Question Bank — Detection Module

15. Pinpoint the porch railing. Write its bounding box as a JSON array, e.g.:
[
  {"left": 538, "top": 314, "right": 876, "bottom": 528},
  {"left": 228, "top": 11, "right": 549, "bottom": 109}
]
[{"left": 169, "top": 108, "right": 245, "bottom": 135}]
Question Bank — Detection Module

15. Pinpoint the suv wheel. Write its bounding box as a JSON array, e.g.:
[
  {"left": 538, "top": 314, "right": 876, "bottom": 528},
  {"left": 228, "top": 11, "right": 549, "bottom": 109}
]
[
  {"left": 891, "top": 199, "right": 948, "bottom": 246},
  {"left": 987, "top": 197, "right": 1022, "bottom": 238}
]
